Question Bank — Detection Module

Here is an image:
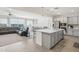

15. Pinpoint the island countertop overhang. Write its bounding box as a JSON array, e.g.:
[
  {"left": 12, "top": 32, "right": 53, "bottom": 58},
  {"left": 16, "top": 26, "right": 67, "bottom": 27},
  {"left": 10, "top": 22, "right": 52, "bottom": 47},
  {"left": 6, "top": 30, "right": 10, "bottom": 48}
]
[{"left": 35, "top": 29, "right": 64, "bottom": 34}]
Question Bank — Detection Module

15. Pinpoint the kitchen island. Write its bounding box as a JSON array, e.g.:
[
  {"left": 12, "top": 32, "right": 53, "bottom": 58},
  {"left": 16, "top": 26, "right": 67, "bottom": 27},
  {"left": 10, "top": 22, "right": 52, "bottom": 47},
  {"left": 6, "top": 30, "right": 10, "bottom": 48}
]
[{"left": 34, "top": 29, "right": 64, "bottom": 49}]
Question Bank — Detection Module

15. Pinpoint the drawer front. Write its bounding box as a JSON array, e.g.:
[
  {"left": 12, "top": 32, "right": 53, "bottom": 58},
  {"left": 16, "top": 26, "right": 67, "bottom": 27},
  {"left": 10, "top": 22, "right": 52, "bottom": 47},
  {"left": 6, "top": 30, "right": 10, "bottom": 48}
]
[
  {"left": 51, "top": 34, "right": 55, "bottom": 48},
  {"left": 54, "top": 32, "right": 58, "bottom": 44},
  {"left": 42, "top": 33, "right": 51, "bottom": 49}
]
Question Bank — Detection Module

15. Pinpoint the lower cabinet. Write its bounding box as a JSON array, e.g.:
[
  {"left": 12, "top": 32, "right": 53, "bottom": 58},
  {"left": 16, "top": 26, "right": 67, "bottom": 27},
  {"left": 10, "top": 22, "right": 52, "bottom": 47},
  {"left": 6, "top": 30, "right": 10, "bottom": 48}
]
[
  {"left": 34, "top": 30, "right": 64, "bottom": 49},
  {"left": 51, "top": 34, "right": 55, "bottom": 48},
  {"left": 42, "top": 33, "right": 51, "bottom": 49},
  {"left": 67, "top": 29, "right": 73, "bottom": 35},
  {"left": 42, "top": 33, "right": 56, "bottom": 49},
  {"left": 35, "top": 31, "right": 42, "bottom": 46},
  {"left": 42, "top": 32, "right": 63, "bottom": 49},
  {"left": 72, "top": 29, "right": 79, "bottom": 36},
  {"left": 67, "top": 29, "right": 79, "bottom": 36},
  {"left": 59, "top": 31, "right": 63, "bottom": 40},
  {"left": 54, "top": 32, "right": 58, "bottom": 44}
]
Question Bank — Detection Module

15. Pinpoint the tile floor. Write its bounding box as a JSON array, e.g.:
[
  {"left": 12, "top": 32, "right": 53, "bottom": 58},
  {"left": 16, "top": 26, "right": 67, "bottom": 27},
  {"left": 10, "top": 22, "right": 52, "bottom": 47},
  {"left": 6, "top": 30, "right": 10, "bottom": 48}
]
[{"left": 0, "top": 34, "right": 79, "bottom": 52}]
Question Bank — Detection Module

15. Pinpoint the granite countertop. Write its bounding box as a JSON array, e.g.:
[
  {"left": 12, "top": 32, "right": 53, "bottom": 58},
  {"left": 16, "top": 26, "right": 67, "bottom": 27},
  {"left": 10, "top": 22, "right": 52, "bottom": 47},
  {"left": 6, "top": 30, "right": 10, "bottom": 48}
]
[
  {"left": 67, "top": 28, "right": 79, "bottom": 30},
  {"left": 73, "top": 28, "right": 79, "bottom": 30},
  {"left": 35, "top": 29, "right": 64, "bottom": 34}
]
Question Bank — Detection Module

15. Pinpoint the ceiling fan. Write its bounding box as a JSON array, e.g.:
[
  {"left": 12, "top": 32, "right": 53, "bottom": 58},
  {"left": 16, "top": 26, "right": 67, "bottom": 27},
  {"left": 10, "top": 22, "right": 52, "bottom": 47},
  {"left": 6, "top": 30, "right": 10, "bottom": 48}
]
[
  {"left": 54, "top": 7, "right": 59, "bottom": 10},
  {"left": 6, "top": 8, "right": 14, "bottom": 16},
  {"left": 6, "top": 8, "right": 25, "bottom": 19}
]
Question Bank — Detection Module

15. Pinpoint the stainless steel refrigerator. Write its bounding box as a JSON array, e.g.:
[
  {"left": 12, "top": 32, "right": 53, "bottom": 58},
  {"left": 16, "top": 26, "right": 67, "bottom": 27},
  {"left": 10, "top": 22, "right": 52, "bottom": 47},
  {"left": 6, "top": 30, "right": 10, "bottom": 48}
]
[{"left": 53, "top": 21, "right": 60, "bottom": 28}]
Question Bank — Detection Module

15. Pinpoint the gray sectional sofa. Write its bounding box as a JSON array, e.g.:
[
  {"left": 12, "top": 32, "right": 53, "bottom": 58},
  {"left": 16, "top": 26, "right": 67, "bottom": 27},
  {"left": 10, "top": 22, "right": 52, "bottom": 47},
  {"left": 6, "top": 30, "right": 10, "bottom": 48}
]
[
  {"left": 0, "top": 27, "right": 18, "bottom": 35},
  {"left": 0, "top": 24, "right": 25, "bottom": 35}
]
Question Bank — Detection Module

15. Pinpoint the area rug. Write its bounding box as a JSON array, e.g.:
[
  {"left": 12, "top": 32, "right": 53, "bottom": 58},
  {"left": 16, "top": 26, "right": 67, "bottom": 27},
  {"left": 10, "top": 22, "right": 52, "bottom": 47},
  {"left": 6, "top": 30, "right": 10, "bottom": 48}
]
[
  {"left": 52, "top": 39, "right": 67, "bottom": 52},
  {"left": 73, "top": 42, "right": 79, "bottom": 48},
  {"left": 0, "top": 34, "right": 24, "bottom": 47}
]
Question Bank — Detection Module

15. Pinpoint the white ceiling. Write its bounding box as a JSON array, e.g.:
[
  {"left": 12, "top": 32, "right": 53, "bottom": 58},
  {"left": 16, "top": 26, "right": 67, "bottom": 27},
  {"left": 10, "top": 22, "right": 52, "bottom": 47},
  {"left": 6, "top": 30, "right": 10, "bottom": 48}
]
[{"left": 0, "top": 7, "right": 79, "bottom": 17}]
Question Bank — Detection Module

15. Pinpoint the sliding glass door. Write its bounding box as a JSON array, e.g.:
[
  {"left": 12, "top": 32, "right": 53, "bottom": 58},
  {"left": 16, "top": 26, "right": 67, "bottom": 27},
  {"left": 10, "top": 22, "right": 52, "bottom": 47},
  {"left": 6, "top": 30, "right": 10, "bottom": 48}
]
[
  {"left": 0, "top": 15, "right": 36, "bottom": 38},
  {"left": 0, "top": 18, "right": 8, "bottom": 27}
]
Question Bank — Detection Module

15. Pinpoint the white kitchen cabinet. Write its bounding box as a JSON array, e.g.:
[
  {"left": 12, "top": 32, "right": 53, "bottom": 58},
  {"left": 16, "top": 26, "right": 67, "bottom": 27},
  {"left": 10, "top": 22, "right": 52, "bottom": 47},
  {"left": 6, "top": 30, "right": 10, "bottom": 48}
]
[
  {"left": 35, "top": 31, "right": 42, "bottom": 46},
  {"left": 58, "top": 31, "right": 62, "bottom": 41},
  {"left": 51, "top": 34, "right": 55, "bottom": 47},
  {"left": 34, "top": 29, "right": 64, "bottom": 49},
  {"left": 54, "top": 21, "right": 59, "bottom": 28},
  {"left": 72, "top": 29, "right": 79, "bottom": 36},
  {"left": 67, "top": 28, "right": 79, "bottom": 36},
  {"left": 68, "top": 17, "right": 77, "bottom": 24},
  {"left": 67, "top": 29, "right": 73, "bottom": 35},
  {"left": 54, "top": 32, "right": 59, "bottom": 44},
  {"left": 68, "top": 17, "right": 73, "bottom": 24},
  {"left": 42, "top": 33, "right": 51, "bottom": 48},
  {"left": 61, "top": 31, "right": 64, "bottom": 39},
  {"left": 77, "top": 17, "right": 79, "bottom": 24},
  {"left": 72, "top": 17, "right": 77, "bottom": 24}
]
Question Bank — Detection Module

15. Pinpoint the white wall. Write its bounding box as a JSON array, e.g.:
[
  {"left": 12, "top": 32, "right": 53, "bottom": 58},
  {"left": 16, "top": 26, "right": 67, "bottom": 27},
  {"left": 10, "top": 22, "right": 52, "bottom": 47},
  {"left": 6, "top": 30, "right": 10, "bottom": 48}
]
[{"left": 11, "top": 9, "right": 53, "bottom": 29}]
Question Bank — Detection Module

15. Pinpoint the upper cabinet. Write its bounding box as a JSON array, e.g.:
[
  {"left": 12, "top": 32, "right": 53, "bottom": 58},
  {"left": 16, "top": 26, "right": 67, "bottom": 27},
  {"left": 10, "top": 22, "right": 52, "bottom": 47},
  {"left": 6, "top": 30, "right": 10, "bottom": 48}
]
[
  {"left": 53, "top": 16, "right": 67, "bottom": 23},
  {"left": 72, "top": 17, "right": 77, "bottom": 24},
  {"left": 77, "top": 16, "right": 79, "bottom": 24},
  {"left": 67, "top": 16, "right": 77, "bottom": 24},
  {"left": 67, "top": 17, "right": 72, "bottom": 24}
]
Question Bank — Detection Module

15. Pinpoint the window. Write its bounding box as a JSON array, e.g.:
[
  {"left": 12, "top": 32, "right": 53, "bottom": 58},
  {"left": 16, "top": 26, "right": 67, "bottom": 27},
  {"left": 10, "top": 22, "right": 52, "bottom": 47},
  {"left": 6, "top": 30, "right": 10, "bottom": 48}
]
[
  {"left": 17, "top": 19, "right": 25, "bottom": 24},
  {"left": 10, "top": 19, "right": 18, "bottom": 24},
  {"left": 0, "top": 18, "right": 8, "bottom": 24},
  {"left": 10, "top": 18, "right": 25, "bottom": 24},
  {"left": 0, "top": 17, "right": 26, "bottom": 27}
]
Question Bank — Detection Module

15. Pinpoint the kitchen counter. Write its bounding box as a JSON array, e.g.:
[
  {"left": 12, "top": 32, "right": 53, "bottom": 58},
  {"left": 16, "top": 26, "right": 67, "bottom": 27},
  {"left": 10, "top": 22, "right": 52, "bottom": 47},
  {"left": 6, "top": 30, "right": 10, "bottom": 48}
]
[
  {"left": 35, "top": 29, "right": 64, "bottom": 33},
  {"left": 34, "top": 29, "right": 64, "bottom": 49},
  {"left": 67, "top": 28, "right": 79, "bottom": 36}
]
